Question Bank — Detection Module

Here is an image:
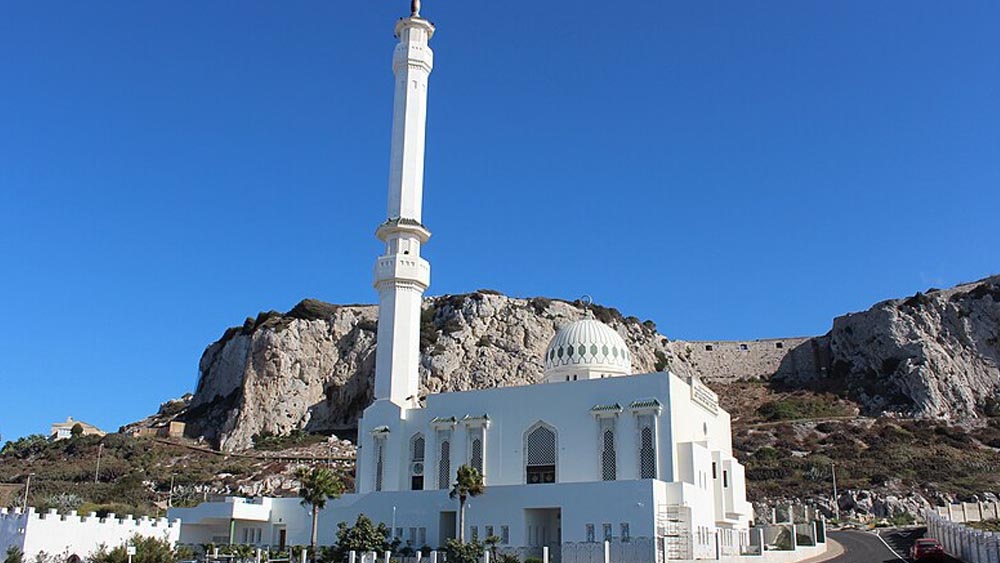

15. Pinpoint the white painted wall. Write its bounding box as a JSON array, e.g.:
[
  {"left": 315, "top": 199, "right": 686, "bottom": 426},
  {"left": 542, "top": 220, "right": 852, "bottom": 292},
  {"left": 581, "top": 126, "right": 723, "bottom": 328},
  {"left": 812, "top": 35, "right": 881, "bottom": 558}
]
[{"left": 0, "top": 508, "right": 180, "bottom": 560}]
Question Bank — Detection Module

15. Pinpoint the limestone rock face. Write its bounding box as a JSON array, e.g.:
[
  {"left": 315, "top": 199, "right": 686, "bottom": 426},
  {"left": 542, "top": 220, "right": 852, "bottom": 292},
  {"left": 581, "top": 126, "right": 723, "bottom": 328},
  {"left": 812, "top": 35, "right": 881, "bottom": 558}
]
[
  {"left": 185, "top": 294, "right": 683, "bottom": 451},
  {"left": 801, "top": 276, "right": 1000, "bottom": 417}
]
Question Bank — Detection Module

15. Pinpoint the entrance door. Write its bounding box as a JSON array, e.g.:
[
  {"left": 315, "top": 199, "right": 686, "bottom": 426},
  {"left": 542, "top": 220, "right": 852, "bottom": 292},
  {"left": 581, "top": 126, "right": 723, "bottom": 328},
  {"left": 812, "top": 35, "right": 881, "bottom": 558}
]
[
  {"left": 439, "top": 511, "right": 457, "bottom": 546},
  {"left": 278, "top": 528, "right": 287, "bottom": 550},
  {"left": 524, "top": 508, "right": 562, "bottom": 560}
]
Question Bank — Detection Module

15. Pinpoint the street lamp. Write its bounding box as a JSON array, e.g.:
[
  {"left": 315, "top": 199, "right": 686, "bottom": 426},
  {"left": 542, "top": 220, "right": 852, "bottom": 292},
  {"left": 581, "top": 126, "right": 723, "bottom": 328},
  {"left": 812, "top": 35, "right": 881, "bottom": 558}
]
[
  {"left": 831, "top": 462, "right": 840, "bottom": 521},
  {"left": 22, "top": 473, "right": 35, "bottom": 511}
]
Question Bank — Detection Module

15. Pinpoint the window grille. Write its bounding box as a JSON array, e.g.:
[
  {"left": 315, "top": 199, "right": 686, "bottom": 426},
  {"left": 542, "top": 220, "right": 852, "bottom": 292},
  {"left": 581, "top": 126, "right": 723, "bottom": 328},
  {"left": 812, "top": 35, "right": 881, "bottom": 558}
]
[
  {"left": 485, "top": 525, "right": 494, "bottom": 539},
  {"left": 501, "top": 526, "right": 509, "bottom": 544},
  {"left": 471, "top": 438, "right": 483, "bottom": 473},
  {"left": 418, "top": 527, "right": 426, "bottom": 546},
  {"left": 639, "top": 425, "right": 656, "bottom": 479},
  {"left": 374, "top": 437, "right": 385, "bottom": 491},
  {"left": 586, "top": 524, "right": 595, "bottom": 543},
  {"left": 603, "top": 523, "right": 613, "bottom": 541},
  {"left": 412, "top": 435, "right": 425, "bottom": 461},
  {"left": 438, "top": 439, "right": 451, "bottom": 489},
  {"left": 621, "top": 523, "right": 630, "bottom": 542},
  {"left": 525, "top": 424, "right": 557, "bottom": 484},
  {"left": 471, "top": 526, "right": 479, "bottom": 542},
  {"left": 601, "top": 428, "right": 616, "bottom": 481}
]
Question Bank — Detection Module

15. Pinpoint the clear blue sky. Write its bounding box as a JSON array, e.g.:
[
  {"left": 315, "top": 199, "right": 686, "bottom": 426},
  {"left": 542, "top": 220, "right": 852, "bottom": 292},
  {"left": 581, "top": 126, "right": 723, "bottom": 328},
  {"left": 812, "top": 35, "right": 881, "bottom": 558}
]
[{"left": 2, "top": 1, "right": 997, "bottom": 442}]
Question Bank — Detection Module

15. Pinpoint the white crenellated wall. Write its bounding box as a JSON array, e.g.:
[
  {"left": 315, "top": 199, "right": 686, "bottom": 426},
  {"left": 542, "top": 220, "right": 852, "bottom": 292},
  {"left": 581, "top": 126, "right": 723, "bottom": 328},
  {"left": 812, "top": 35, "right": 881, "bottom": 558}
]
[
  {"left": 926, "top": 509, "right": 1000, "bottom": 563},
  {"left": 0, "top": 507, "right": 181, "bottom": 560}
]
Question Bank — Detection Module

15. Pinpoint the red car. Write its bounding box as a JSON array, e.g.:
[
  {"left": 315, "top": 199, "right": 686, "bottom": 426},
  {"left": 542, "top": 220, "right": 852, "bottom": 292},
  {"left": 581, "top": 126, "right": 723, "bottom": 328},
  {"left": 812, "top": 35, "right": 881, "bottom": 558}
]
[{"left": 910, "top": 538, "right": 945, "bottom": 562}]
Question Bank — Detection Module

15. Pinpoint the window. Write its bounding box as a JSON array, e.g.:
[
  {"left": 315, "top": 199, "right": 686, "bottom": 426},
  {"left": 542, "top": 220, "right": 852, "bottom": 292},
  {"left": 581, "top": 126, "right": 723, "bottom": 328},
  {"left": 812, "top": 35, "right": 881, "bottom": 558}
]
[
  {"left": 485, "top": 525, "right": 494, "bottom": 539},
  {"left": 471, "top": 526, "right": 479, "bottom": 542},
  {"left": 586, "top": 524, "right": 595, "bottom": 543},
  {"left": 409, "top": 527, "right": 417, "bottom": 545},
  {"left": 374, "top": 436, "right": 386, "bottom": 492},
  {"left": 603, "top": 523, "right": 613, "bottom": 541},
  {"left": 638, "top": 421, "right": 656, "bottom": 479},
  {"left": 411, "top": 434, "right": 425, "bottom": 490},
  {"left": 501, "top": 526, "right": 509, "bottom": 544},
  {"left": 723, "top": 470, "right": 728, "bottom": 488},
  {"left": 418, "top": 527, "right": 427, "bottom": 546},
  {"left": 525, "top": 423, "right": 557, "bottom": 484},
  {"left": 601, "top": 427, "right": 616, "bottom": 481},
  {"left": 775, "top": 342, "right": 784, "bottom": 349},
  {"left": 438, "top": 440, "right": 451, "bottom": 489},
  {"left": 395, "top": 528, "right": 403, "bottom": 540},
  {"left": 470, "top": 437, "right": 483, "bottom": 474},
  {"left": 712, "top": 462, "right": 717, "bottom": 479},
  {"left": 705, "top": 344, "right": 713, "bottom": 351},
  {"left": 620, "top": 523, "right": 630, "bottom": 543},
  {"left": 739, "top": 343, "right": 748, "bottom": 351}
]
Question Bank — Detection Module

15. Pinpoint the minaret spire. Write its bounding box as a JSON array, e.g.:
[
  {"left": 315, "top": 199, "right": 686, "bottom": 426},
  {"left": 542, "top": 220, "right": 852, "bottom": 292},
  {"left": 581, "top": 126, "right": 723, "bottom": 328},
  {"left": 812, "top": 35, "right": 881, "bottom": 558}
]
[{"left": 372, "top": 5, "right": 436, "bottom": 407}]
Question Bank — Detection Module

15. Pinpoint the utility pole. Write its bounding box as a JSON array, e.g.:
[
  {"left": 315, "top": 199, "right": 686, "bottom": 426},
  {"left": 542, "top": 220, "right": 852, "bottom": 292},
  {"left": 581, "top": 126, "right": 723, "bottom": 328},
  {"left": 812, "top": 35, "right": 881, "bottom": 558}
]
[
  {"left": 22, "top": 473, "right": 34, "bottom": 511},
  {"left": 831, "top": 462, "right": 840, "bottom": 521},
  {"left": 95, "top": 443, "right": 104, "bottom": 484}
]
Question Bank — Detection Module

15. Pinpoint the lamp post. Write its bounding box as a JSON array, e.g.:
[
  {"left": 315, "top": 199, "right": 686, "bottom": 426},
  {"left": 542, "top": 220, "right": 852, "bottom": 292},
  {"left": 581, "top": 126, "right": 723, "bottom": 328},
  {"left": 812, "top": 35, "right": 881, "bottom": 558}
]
[
  {"left": 831, "top": 462, "right": 840, "bottom": 521},
  {"left": 95, "top": 443, "right": 104, "bottom": 484},
  {"left": 22, "top": 473, "right": 34, "bottom": 511},
  {"left": 391, "top": 506, "right": 397, "bottom": 542}
]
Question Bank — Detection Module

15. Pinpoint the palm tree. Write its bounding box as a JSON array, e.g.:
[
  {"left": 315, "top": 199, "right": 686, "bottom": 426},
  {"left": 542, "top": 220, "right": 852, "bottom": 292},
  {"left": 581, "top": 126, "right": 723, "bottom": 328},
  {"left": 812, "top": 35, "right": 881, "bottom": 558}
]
[
  {"left": 297, "top": 466, "right": 344, "bottom": 562},
  {"left": 449, "top": 464, "right": 485, "bottom": 544}
]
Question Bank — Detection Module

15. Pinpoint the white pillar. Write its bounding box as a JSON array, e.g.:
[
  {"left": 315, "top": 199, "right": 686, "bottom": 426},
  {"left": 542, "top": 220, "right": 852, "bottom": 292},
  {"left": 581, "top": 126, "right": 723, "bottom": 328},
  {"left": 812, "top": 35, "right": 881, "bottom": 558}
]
[
  {"left": 416, "top": 553, "right": 422, "bottom": 563},
  {"left": 430, "top": 551, "right": 438, "bottom": 563},
  {"left": 542, "top": 546, "right": 549, "bottom": 563},
  {"left": 384, "top": 551, "right": 391, "bottom": 563},
  {"left": 301, "top": 549, "right": 307, "bottom": 563},
  {"left": 372, "top": 2, "right": 436, "bottom": 409},
  {"left": 482, "top": 551, "right": 490, "bottom": 563},
  {"left": 604, "top": 540, "right": 611, "bottom": 563},
  {"left": 256, "top": 549, "right": 262, "bottom": 563},
  {"left": 349, "top": 551, "right": 357, "bottom": 563}
]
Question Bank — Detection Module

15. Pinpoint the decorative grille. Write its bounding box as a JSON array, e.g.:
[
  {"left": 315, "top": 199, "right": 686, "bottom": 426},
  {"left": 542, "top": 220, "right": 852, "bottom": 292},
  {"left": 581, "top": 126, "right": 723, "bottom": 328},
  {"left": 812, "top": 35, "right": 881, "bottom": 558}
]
[
  {"left": 601, "top": 428, "right": 617, "bottom": 481},
  {"left": 526, "top": 425, "right": 556, "bottom": 465},
  {"left": 374, "top": 438, "right": 385, "bottom": 491},
  {"left": 640, "top": 426, "right": 656, "bottom": 479},
  {"left": 438, "top": 440, "right": 451, "bottom": 489},
  {"left": 471, "top": 438, "right": 483, "bottom": 473},
  {"left": 412, "top": 435, "right": 425, "bottom": 462}
]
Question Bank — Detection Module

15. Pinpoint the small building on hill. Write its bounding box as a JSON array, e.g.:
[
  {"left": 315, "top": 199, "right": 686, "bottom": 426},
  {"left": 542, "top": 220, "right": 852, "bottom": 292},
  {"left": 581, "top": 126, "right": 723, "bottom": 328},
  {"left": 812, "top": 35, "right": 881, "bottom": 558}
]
[{"left": 49, "top": 417, "right": 105, "bottom": 441}]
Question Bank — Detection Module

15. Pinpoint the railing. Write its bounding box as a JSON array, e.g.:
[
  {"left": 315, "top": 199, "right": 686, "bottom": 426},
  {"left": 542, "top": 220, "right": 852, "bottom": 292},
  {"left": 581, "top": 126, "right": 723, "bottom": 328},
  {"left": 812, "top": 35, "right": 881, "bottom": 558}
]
[{"left": 925, "top": 509, "right": 1000, "bottom": 563}]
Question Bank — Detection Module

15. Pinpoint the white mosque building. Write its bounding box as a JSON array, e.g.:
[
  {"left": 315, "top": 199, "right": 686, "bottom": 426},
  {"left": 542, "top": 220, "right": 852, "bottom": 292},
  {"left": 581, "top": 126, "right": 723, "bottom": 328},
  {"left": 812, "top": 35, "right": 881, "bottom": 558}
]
[{"left": 171, "top": 3, "right": 782, "bottom": 561}]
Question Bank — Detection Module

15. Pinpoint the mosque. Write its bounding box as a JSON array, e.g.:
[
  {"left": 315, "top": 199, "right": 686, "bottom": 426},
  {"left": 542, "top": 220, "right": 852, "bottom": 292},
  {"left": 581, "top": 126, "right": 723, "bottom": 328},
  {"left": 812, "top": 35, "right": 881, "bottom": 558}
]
[{"left": 171, "top": 3, "right": 760, "bottom": 561}]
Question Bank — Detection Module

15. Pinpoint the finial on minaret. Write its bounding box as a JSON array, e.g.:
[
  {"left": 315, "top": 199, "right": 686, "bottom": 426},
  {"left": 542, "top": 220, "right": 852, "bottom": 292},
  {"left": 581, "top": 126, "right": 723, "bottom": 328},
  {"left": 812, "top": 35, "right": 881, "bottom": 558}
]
[{"left": 411, "top": 0, "right": 421, "bottom": 17}]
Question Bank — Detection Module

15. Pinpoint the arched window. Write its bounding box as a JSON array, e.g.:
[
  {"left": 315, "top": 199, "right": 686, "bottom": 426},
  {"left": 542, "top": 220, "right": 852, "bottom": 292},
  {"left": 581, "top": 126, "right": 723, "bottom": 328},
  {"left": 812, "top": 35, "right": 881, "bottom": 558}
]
[
  {"left": 410, "top": 434, "right": 425, "bottom": 490},
  {"left": 601, "top": 428, "right": 616, "bottom": 481},
  {"left": 438, "top": 439, "right": 451, "bottom": 489},
  {"left": 524, "top": 423, "right": 557, "bottom": 484},
  {"left": 374, "top": 437, "right": 386, "bottom": 492},
  {"left": 639, "top": 425, "right": 656, "bottom": 478},
  {"left": 471, "top": 437, "right": 483, "bottom": 473}
]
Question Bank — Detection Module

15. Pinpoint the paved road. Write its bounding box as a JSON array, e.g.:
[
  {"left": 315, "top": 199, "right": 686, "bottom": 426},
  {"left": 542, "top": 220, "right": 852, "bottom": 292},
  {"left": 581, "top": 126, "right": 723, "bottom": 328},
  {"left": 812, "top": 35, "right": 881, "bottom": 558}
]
[{"left": 827, "top": 528, "right": 963, "bottom": 563}]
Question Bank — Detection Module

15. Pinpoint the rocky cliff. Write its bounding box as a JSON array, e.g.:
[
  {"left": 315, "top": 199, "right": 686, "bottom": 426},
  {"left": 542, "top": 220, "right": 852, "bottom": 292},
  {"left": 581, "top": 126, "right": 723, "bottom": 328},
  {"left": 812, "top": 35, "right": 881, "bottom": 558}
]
[
  {"left": 184, "top": 294, "right": 684, "bottom": 451},
  {"left": 183, "top": 276, "right": 1000, "bottom": 451},
  {"left": 777, "top": 275, "right": 1000, "bottom": 418}
]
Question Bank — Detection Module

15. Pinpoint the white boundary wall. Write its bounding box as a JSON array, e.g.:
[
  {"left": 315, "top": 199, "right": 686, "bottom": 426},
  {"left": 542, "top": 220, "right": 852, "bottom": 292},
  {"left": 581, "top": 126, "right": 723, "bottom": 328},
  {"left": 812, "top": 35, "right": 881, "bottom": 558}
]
[
  {"left": 926, "top": 509, "right": 1000, "bottom": 563},
  {"left": 0, "top": 507, "right": 181, "bottom": 560}
]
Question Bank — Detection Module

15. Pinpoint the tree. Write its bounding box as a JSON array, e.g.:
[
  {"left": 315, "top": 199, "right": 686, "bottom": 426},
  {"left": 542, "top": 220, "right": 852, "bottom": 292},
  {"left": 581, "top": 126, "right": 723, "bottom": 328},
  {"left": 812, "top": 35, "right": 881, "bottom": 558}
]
[
  {"left": 328, "top": 514, "right": 391, "bottom": 563},
  {"left": 89, "top": 535, "right": 178, "bottom": 563},
  {"left": 296, "top": 466, "right": 344, "bottom": 563},
  {"left": 4, "top": 547, "right": 23, "bottom": 563},
  {"left": 444, "top": 539, "right": 484, "bottom": 563},
  {"left": 71, "top": 423, "right": 84, "bottom": 438},
  {"left": 449, "top": 465, "right": 485, "bottom": 544}
]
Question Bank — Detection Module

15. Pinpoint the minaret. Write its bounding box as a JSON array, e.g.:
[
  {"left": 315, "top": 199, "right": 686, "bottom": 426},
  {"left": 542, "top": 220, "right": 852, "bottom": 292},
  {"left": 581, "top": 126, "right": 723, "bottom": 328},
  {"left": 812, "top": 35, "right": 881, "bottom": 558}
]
[{"left": 372, "top": 3, "right": 435, "bottom": 407}]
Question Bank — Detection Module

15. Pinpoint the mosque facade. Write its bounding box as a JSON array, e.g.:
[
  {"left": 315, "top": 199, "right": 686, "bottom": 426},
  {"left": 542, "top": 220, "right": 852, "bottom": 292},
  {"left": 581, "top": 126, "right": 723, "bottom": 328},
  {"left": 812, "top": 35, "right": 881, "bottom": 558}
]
[{"left": 171, "top": 4, "right": 761, "bottom": 561}]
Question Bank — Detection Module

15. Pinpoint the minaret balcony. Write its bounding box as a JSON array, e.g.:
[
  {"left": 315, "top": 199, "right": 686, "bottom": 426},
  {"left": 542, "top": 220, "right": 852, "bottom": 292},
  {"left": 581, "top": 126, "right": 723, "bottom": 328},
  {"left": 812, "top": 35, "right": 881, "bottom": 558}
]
[
  {"left": 373, "top": 255, "right": 430, "bottom": 289},
  {"left": 376, "top": 218, "right": 431, "bottom": 243}
]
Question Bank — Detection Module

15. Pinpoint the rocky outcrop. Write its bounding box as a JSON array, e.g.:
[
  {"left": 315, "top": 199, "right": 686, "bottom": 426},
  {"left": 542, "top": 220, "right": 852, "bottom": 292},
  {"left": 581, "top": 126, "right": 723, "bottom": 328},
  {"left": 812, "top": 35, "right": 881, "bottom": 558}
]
[
  {"left": 184, "top": 294, "right": 685, "bottom": 451},
  {"left": 183, "top": 276, "right": 1000, "bottom": 451},
  {"left": 778, "top": 276, "right": 1000, "bottom": 418}
]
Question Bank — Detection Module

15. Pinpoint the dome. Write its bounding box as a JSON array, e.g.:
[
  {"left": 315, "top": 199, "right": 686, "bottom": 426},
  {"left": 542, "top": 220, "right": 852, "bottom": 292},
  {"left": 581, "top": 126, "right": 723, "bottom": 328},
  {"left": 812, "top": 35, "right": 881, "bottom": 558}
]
[{"left": 542, "top": 318, "right": 632, "bottom": 383}]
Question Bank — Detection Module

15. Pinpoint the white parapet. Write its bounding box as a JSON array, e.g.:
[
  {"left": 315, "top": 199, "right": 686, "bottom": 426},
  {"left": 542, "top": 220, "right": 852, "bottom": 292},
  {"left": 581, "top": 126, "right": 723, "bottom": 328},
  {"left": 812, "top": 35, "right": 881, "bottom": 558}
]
[{"left": 0, "top": 507, "right": 181, "bottom": 560}]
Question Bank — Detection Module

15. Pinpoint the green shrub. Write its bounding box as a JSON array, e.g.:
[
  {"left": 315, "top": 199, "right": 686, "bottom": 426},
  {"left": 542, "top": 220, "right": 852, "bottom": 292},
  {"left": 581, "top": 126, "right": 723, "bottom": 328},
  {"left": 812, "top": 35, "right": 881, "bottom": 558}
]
[{"left": 444, "top": 540, "right": 484, "bottom": 563}]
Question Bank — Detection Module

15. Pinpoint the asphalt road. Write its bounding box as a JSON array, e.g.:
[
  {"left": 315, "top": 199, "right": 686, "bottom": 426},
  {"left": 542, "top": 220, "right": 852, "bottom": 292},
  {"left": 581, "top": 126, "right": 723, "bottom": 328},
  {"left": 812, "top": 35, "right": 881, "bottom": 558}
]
[{"left": 827, "top": 528, "right": 963, "bottom": 563}]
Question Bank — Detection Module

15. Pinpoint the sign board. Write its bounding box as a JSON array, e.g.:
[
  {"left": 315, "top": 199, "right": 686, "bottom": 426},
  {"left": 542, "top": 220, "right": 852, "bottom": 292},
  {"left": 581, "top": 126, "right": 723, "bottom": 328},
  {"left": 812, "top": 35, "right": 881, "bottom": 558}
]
[{"left": 126, "top": 546, "right": 137, "bottom": 556}]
